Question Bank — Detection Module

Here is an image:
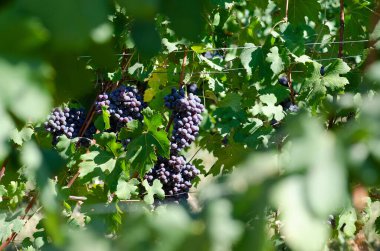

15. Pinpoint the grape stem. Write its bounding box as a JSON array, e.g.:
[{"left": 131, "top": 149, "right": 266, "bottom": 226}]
[
  {"left": 165, "top": 114, "right": 175, "bottom": 133},
  {"left": 287, "top": 69, "right": 296, "bottom": 105},
  {"left": 178, "top": 49, "right": 188, "bottom": 87},
  {"left": 284, "top": 0, "right": 289, "bottom": 23}
]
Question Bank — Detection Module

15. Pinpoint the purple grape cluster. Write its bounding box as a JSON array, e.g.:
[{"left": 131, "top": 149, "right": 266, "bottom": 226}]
[
  {"left": 44, "top": 107, "right": 88, "bottom": 145},
  {"left": 144, "top": 87, "right": 203, "bottom": 201},
  {"left": 164, "top": 88, "right": 204, "bottom": 152},
  {"left": 95, "top": 85, "right": 145, "bottom": 130},
  {"left": 144, "top": 155, "right": 200, "bottom": 199}
]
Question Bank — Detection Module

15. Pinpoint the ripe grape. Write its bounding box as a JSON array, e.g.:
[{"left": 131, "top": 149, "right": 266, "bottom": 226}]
[
  {"left": 164, "top": 88, "right": 204, "bottom": 152},
  {"left": 44, "top": 107, "right": 93, "bottom": 145},
  {"left": 278, "top": 76, "right": 288, "bottom": 87},
  {"left": 188, "top": 83, "right": 198, "bottom": 94},
  {"left": 320, "top": 66, "right": 325, "bottom": 76},
  {"left": 95, "top": 85, "right": 146, "bottom": 130},
  {"left": 144, "top": 155, "right": 200, "bottom": 201},
  {"left": 288, "top": 104, "right": 299, "bottom": 113}
]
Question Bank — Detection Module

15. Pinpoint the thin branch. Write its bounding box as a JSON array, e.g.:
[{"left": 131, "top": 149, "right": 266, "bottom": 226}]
[
  {"left": 285, "top": 0, "right": 289, "bottom": 23},
  {"left": 66, "top": 171, "right": 80, "bottom": 189},
  {"left": 189, "top": 147, "right": 202, "bottom": 162},
  {"left": 339, "top": 0, "right": 345, "bottom": 58},
  {"left": 287, "top": 70, "right": 296, "bottom": 105},
  {"left": 69, "top": 195, "right": 87, "bottom": 201},
  {"left": 165, "top": 114, "right": 175, "bottom": 133},
  {"left": 178, "top": 49, "right": 188, "bottom": 88}
]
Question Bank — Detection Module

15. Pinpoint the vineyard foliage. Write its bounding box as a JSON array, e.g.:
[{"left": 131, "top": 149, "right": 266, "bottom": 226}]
[{"left": 1, "top": 0, "right": 380, "bottom": 250}]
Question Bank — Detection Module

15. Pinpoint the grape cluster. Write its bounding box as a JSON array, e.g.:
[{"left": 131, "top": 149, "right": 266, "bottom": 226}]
[
  {"left": 44, "top": 107, "right": 89, "bottom": 145},
  {"left": 95, "top": 85, "right": 145, "bottom": 130},
  {"left": 144, "top": 87, "right": 204, "bottom": 202},
  {"left": 164, "top": 88, "right": 204, "bottom": 152},
  {"left": 144, "top": 155, "right": 200, "bottom": 200}
]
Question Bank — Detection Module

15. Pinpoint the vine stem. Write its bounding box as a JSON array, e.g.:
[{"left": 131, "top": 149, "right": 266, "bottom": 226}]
[
  {"left": 0, "top": 193, "right": 37, "bottom": 251},
  {"left": 338, "top": 0, "right": 345, "bottom": 58},
  {"left": 165, "top": 49, "right": 188, "bottom": 132},
  {"left": 287, "top": 69, "right": 296, "bottom": 104},
  {"left": 284, "top": 0, "right": 289, "bottom": 23},
  {"left": 179, "top": 49, "right": 188, "bottom": 88},
  {"left": 0, "top": 158, "right": 9, "bottom": 183}
]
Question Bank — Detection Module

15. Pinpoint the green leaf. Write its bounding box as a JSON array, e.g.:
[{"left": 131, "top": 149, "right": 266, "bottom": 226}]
[
  {"left": 93, "top": 132, "right": 123, "bottom": 157},
  {"left": 10, "top": 127, "right": 34, "bottom": 146},
  {"left": 266, "top": 47, "right": 284, "bottom": 75},
  {"left": 20, "top": 0, "right": 110, "bottom": 50},
  {"left": 276, "top": 0, "right": 320, "bottom": 24},
  {"left": 338, "top": 208, "right": 357, "bottom": 237},
  {"left": 131, "top": 20, "right": 161, "bottom": 59},
  {"left": 322, "top": 59, "right": 350, "bottom": 91},
  {"left": 210, "top": 142, "right": 250, "bottom": 175},
  {"left": 300, "top": 60, "right": 350, "bottom": 108},
  {"left": 219, "top": 93, "right": 242, "bottom": 112},
  {"left": 142, "top": 179, "right": 165, "bottom": 204},
  {"left": 161, "top": 0, "right": 203, "bottom": 40},
  {"left": 94, "top": 106, "right": 111, "bottom": 131},
  {"left": 115, "top": 178, "right": 139, "bottom": 200},
  {"left": 125, "top": 112, "right": 170, "bottom": 177},
  {"left": 0, "top": 58, "right": 52, "bottom": 121},
  {"left": 0, "top": 214, "right": 25, "bottom": 242},
  {"left": 79, "top": 147, "right": 117, "bottom": 178}
]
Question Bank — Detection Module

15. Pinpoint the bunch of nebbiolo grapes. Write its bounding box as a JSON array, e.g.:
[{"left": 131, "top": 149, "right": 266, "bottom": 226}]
[
  {"left": 95, "top": 85, "right": 146, "bottom": 148},
  {"left": 44, "top": 107, "right": 95, "bottom": 145},
  {"left": 45, "top": 83, "right": 203, "bottom": 203},
  {"left": 95, "top": 85, "right": 145, "bottom": 130},
  {"left": 145, "top": 85, "right": 203, "bottom": 202}
]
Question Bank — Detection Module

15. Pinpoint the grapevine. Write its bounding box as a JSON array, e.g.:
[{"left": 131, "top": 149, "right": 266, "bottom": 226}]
[{"left": 1, "top": 0, "right": 380, "bottom": 251}]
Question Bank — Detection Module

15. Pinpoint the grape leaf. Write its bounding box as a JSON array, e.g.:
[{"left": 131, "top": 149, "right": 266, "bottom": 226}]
[
  {"left": 210, "top": 142, "right": 250, "bottom": 175},
  {"left": 301, "top": 60, "right": 350, "bottom": 108},
  {"left": 266, "top": 47, "right": 284, "bottom": 75},
  {"left": 93, "top": 132, "right": 123, "bottom": 157},
  {"left": 10, "top": 127, "right": 34, "bottom": 146},
  {"left": 94, "top": 106, "right": 111, "bottom": 131},
  {"left": 142, "top": 179, "right": 165, "bottom": 204},
  {"left": 115, "top": 178, "right": 139, "bottom": 200},
  {"left": 275, "top": 0, "right": 320, "bottom": 24},
  {"left": 79, "top": 146, "right": 117, "bottom": 178},
  {"left": 338, "top": 208, "right": 357, "bottom": 237},
  {"left": 125, "top": 111, "right": 170, "bottom": 177},
  {"left": 219, "top": 93, "right": 242, "bottom": 112},
  {"left": 0, "top": 214, "right": 25, "bottom": 242}
]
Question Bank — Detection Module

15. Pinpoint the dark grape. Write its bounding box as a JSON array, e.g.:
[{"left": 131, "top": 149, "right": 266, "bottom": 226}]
[
  {"left": 121, "top": 138, "right": 131, "bottom": 149},
  {"left": 188, "top": 83, "right": 198, "bottom": 94},
  {"left": 95, "top": 85, "right": 146, "bottom": 131},
  {"left": 165, "top": 88, "right": 204, "bottom": 152},
  {"left": 288, "top": 104, "right": 299, "bottom": 113},
  {"left": 44, "top": 107, "right": 93, "bottom": 145},
  {"left": 278, "top": 76, "right": 288, "bottom": 87},
  {"left": 320, "top": 66, "right": 325, "bottom": 76},
  {"left": 144, "top": 155, "right": 200, "bottom": 201},
  {"left": 203, "top": 51, "right": 223, "bottom": 60}
]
